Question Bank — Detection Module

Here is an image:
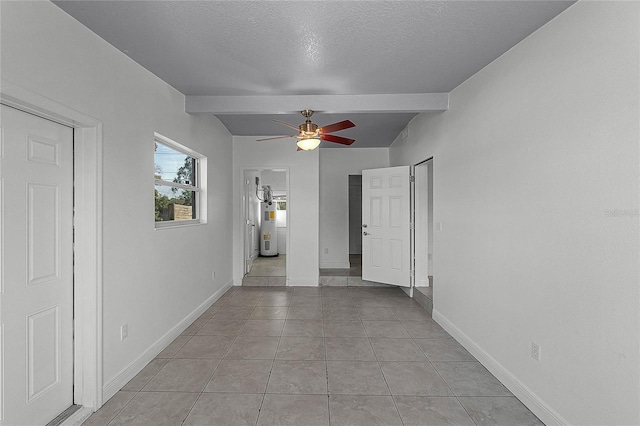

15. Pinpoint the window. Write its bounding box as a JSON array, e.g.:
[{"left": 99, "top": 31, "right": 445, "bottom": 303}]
[
  {"left": 274, "top": 195, "right": 287, "bottom": 212},
  {"left": 273, "top": 194, "right": 287, "bottom": 228},
  {"left": 154, "top": 133, "right": 206, "bottom": 227}
]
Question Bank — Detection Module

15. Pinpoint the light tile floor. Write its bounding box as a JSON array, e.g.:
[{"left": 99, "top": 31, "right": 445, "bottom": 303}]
[
  {"left": 247, "top": 255, "right": 286, "bottom": 277},
  {"left": 319, "top": 254, "right": 362, "bottom": 277},
  {"left": 243, "top": 255, "right": 287, "bottom": 286},
  {"left": 84, "top": 286, "right": 544, "bottom": 426}
]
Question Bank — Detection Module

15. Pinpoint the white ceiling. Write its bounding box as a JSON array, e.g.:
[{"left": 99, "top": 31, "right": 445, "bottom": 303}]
[{"left": 54, "top": 0, "right": 574, "bottom": 148}]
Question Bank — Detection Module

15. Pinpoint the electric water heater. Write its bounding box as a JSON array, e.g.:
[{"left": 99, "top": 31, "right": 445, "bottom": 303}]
[{"left": 260, "top": 201, "right": 278, "bottom": 256}]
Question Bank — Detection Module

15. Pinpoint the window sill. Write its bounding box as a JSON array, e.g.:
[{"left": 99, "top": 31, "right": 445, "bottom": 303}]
[{"left": 154, "top": 220, "right": 206, "bottom": 230}]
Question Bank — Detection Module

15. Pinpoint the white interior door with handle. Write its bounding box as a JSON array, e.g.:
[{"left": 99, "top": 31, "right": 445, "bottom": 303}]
[{"left": 362, "top": 166, "right": 411, "bottom": 287}]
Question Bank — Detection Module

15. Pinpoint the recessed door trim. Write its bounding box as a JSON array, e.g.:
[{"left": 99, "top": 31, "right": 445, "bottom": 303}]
[{"left": 1, "top": 79, "right": 104, "bottom": 414}]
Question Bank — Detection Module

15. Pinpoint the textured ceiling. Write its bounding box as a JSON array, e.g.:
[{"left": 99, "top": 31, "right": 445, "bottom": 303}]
[{"left": 54, "top": 0, "right": 574, "bottom": 147}]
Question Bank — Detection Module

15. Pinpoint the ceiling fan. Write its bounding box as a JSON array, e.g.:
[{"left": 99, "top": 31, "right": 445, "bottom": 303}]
[{"left": 257, "top": 109, "right": 355, "bottom": 151}]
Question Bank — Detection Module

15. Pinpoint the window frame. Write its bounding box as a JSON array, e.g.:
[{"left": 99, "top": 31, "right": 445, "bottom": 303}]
[{"left": 154, "top": 132, "right": 207, "bottom": 229}]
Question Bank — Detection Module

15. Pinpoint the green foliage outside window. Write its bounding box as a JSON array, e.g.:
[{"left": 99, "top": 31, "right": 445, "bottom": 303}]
[{"left": 154, "top": 141, "right": 197, "bottom": 222}]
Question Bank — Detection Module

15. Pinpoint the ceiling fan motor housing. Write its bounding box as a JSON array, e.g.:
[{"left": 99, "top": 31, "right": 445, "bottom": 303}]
[{"left": 299, "top": 121, "right": 319, "bottom": 137}]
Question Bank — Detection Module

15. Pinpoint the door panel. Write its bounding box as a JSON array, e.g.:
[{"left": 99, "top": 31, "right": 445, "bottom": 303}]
[
  {"left": 370, "top": 197, "right": 382, "bottom": 227},
  {"left": 362, "top": 166, "right": 411, "bottom": 287},
  {"left": 28, "top": 183, "right": 59, "bottom": 284},
  {"left": 1, "top": 105, "right": 74, "bottom": 425},
  {"left": 28, "top": 305, "right": 60, "bottom": 402}
]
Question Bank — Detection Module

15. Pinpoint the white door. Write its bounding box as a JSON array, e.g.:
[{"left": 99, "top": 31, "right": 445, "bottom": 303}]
[
  {"left": 0, "top": 105, "right": 74, "bottom": 425},
  {"left": 362, "top": 166, "right": 411, "bottom": 287},
  {"left": 244, "top": 171, "right": 260, "bottom": 274},
  {"left": 244, "top": 174, "right": 254, "bottom": 274}
]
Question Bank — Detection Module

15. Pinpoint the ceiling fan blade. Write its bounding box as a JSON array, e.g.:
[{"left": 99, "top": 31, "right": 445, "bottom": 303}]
[
  {"left": 273, "top": 120, "right": 301, "bottom": 132},
  {"left": 319, "top": 133, "right": 355, "bottom": 145},
  {"left": 319, "top": 120, "right": 355, "bottom": 134},
  {"left": 256, "top": 135, "right": 297, "bottom": 141}
]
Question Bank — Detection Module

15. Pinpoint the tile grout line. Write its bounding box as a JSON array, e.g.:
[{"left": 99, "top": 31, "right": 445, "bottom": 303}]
[
  {"left": 408, "top": 313, "right": 481, "bottom": 426},
  {"left": 230, "top": 287, "right": 271, "bottom": 426},
  {"left": 321, "top": 290, "right": 333, "bottom": 425},
  {"left": 181, "top": 288, "right": 239, "bottom": 425},
  {"left": 251, "top": 288, "right": 288, "bottom": 425}
]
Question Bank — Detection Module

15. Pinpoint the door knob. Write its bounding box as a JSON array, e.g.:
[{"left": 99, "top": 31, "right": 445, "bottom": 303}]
[
  {"left": 362, "top": 224, "right": 368, "bottom": 228},
  {"left": 363, "top": 232, "right": 369, "bottom": 236}
]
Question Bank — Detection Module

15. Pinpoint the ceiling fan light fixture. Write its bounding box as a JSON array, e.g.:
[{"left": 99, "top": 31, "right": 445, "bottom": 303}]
[
  {"left": 296, "top": 137, "right": 321, "bottom": 151},
  {"left": 257, "top": 109, "right": 356, "bottom": 148}
]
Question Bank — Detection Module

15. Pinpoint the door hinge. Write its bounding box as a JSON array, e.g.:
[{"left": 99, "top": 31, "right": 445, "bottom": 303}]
[
  {"left": 410, "top": 222, "right": 415, "bottom": 230},
  {"left": 409, "top": 175, "right": 415, "bottom": 183}
]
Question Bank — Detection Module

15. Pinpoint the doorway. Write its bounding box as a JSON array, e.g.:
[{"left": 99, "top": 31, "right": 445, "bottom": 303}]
[
  {"left": 348, "top": 175, "right": 363, "bottom": 275},
  {"left": 242, "top": 168, "right": 288, "bottom": 286},
  {"left": 414, "top": 158, "right": 433, "bottom": 289}
]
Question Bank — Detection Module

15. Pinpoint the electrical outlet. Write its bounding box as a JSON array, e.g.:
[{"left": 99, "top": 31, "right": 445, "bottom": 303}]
[
  {"left": 121, "top": 324, "right": 128, "bottom": 341},
  {"left": 531, "top": 342, "right": 540, "bottom": 361},
  {"left": 212, "top": 271, "right": 216, "bottom": 280}
]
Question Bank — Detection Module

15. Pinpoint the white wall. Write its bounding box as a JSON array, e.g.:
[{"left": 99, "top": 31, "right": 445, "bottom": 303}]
[
  {"left": 390, "top": 2, "right": 639, "bottom": 425},
  {"left": 2, "top": 1, "right": 234, "bottom": 403},
  {"left": 319, "top": 148, "right": 389, "bottom": 268},
  {"left": 261, "top": 170, "right": 287, "bottom": 191},
  {"left": 233, "top": 137, "right": 319, "bottom": 285}
]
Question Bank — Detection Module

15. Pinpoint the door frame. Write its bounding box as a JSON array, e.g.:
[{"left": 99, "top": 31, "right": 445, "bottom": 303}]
[
  {"left": 348, "top": 174, "right": 363, "bottom": 256},
  {"left": 361, "top": 160, "right": 434, "bottom": 298},
  {"left": 413, "top": 157, "right": 433, "bottom": 289},
  {"left": 1, "top": 80, "right": 104, "bottom": 419},
  {"left": 243, "top": 169, "right": 260, "bottom": 275},
  {"left": 239, "top": 167, "right": 290, "bottom": 285}
]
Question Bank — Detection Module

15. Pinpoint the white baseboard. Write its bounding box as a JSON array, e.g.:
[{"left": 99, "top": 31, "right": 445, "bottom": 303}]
[
  {"left": 286, "top": 278, "right": 319, "bottom": 287},
  {"left": 432, "top": 309, "right": 568, "bottom": 426},
  {"left": 319, "top": 261, "right": 350, "bottom": 269},
  {"left": 102, "top": 280, "right": 233, "bottom": 402}
]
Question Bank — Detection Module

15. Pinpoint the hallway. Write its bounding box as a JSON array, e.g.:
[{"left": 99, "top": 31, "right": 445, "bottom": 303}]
[{"left": 83, "top": 286, "right": 542, "bottom": 425}]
